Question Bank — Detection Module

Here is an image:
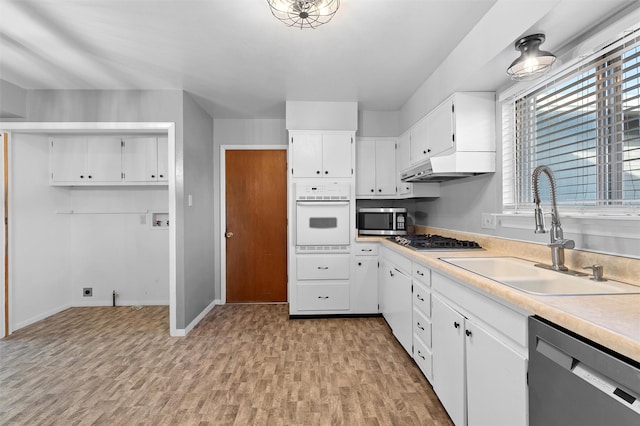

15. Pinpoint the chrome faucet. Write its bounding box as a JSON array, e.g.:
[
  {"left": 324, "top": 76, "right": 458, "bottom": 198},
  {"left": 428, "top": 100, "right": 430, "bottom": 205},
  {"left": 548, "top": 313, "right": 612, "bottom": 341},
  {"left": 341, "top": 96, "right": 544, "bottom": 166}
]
[{"left": 532, "top": 165, "right": 575, "bottom": 271}]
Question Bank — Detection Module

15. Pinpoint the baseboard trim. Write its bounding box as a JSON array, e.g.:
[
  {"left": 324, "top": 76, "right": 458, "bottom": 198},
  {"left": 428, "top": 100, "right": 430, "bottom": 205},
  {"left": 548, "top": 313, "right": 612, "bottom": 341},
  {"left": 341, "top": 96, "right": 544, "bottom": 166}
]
[
  {"left": 13, "top": 303, "right": 71, "bottom": 332},
  {"left": 289, "top": 313, "right": 383, "bottom": 320},
  {"left": 182, "top": 298, "right": 220, "bottom": 336}
]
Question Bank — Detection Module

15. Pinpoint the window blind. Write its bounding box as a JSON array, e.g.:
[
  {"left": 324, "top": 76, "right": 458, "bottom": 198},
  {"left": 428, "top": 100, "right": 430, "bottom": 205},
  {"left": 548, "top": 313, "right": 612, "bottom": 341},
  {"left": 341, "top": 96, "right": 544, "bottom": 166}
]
[{"left": 505, "top": 30, "right": 640, "bottom": 213}]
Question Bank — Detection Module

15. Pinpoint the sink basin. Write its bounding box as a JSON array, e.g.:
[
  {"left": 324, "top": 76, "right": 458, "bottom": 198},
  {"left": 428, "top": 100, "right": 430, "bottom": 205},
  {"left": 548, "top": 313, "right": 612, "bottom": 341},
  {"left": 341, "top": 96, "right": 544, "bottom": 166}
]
[{"left": 440, "top": 257, "right": 640, "bottom": 296}]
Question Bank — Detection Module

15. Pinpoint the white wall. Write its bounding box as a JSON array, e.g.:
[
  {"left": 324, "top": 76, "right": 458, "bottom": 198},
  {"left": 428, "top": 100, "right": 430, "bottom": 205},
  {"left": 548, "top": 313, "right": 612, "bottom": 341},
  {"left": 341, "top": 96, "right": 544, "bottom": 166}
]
[
  {"left": 213, "top": 118, "right": 286, "bottom": 300},
  {"left": 10, "top": 133, "right": 170, "bottom": 330},
  {"left": 357, "top": 110, "right": 399, "bottom": 137},
  {"left": 0, "top": 79, "right": 26, "bottom": 119},
  {"left": 11, "top": 133, "right": 70, "bottom": 329},
  {"left": 68, "top": 188, "right": 169, "bottom": 306}
]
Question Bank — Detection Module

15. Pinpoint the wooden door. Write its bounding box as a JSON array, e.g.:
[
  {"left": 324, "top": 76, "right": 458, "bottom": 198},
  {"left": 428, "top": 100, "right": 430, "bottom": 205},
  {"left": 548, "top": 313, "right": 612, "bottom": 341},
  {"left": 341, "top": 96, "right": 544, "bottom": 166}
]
[{"left": 225, "top": 150, "right": 287, "bottom": 303}]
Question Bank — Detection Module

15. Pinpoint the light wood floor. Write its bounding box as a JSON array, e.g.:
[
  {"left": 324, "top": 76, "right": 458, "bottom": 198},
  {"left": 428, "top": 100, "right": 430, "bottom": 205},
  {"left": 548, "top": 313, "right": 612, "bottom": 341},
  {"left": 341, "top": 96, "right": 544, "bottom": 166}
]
[{"left": 0, "top": 304, "right": 453, "bottom": 425}]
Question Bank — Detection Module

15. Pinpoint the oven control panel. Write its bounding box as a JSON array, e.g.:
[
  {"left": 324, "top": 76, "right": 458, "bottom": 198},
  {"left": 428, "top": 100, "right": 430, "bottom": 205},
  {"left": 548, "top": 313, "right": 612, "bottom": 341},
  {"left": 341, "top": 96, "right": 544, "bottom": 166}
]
[{"left": 296, "top": 182, "right": 350, "bottom": 200}]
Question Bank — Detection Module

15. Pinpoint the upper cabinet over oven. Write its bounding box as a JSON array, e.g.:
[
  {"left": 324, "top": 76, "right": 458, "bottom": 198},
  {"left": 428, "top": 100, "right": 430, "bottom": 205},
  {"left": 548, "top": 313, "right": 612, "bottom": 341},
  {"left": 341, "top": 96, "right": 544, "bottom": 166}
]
[{"left": 289, "top": 131, "right": 354, "bottom": 178}]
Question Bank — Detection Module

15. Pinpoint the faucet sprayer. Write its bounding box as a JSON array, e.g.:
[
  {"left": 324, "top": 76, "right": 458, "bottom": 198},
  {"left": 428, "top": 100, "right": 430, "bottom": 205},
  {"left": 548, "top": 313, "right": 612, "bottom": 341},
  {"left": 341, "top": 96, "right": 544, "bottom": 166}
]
[{"left": 531, "top": 165, "right": 575, "bottom": 271}]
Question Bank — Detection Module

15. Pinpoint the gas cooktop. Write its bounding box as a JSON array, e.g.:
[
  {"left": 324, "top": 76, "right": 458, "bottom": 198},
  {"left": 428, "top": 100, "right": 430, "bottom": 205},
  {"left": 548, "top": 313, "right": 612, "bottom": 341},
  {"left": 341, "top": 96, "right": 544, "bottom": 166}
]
[{"left": 389, "top": 234, "right": 483, "bottom": 251}]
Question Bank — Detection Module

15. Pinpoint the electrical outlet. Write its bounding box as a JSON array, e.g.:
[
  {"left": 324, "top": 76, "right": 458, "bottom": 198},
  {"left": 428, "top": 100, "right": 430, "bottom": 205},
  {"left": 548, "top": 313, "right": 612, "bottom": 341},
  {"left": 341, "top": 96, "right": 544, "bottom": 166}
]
[
  {"left": 481, "top": 213, "right": 497, "bottom": 229},
  {"left": 83, "top": 287, "right": 93, "bottom": 297}
]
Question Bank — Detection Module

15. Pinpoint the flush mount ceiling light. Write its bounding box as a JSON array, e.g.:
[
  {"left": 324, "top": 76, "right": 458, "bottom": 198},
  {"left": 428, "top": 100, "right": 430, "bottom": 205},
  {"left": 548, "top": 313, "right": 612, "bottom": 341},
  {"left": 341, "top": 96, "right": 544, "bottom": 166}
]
[
  {"left": 267, "top": 0, "right": 339, "bottom": 29},
  {"left": 507, "top": 34, "right": 557, "bottom": 81}
]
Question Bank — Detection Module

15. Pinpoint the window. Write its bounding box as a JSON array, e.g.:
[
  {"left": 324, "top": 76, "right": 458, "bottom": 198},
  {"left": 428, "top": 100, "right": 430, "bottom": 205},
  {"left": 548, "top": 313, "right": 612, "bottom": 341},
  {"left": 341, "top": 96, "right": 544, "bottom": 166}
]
[{"left": 503, "top": 30, "right": 640, "bottom": 213}]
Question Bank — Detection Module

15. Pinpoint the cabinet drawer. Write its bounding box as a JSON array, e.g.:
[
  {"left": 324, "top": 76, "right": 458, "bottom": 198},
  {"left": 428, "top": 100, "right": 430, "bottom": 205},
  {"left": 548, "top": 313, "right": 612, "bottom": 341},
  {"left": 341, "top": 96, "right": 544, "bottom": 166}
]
[
  {"left": 354, "top": 243, "right": 378, "bottom": 256},
  {"left": 297, "top": 255, "right": 350, "bottom": 280},
  {"left": 413, "top": 281, "right": 431, "bottom": 317},
  {"left": 413, "top": 262, "right": 431, "bottom": 286},
  {"left": 413, "top": 335, "right": 433, "bottom": 381},
  {"left": 297, "top": 284, "right": 349, "bottom": 311},
  {"left": 413, "top": 308, "right": 432, "bottom": 347}
]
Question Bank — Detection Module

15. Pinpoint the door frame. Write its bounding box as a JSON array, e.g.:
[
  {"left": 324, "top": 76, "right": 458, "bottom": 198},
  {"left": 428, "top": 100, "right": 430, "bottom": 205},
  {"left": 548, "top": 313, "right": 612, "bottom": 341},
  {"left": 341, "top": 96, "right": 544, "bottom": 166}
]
[
  {"left": 219, "top": 145, "right": 288, "bottom": 304},
  {"left": 0, "top": 122, "right": 178, "bottom": 336}
]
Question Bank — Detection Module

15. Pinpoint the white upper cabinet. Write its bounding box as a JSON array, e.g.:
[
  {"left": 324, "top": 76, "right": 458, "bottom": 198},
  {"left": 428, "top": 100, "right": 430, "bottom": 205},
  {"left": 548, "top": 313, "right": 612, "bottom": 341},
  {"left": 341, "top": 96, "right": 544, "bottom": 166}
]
[
  {"left": 356, "top": 138, "right": 396, "bottom": 197},
  {"left": 408, "top": 92, "right": 495, "bottom": 166},
  {"left": 122, "top": 136, "right": 168, "bottom": 182},
  {"left": 427, "top": 97, "right": 455, "bottom": 157},
  {"left": 50, "top": 136, "right": 122, "bottom": 184},
  {"left": 409, "top": 116, "right": 429, "bottom": 164},
  {"left": 290, "top": 131, "right": 353, "bottom": 178}
]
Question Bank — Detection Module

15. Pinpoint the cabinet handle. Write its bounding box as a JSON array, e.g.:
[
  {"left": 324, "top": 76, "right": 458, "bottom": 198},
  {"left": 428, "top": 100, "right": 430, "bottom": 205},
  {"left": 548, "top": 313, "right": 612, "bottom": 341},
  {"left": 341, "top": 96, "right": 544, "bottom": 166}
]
[
  {"left": 316, "top": 170, "right": 321, "bottom": 174},
  {"left": 151, "top": 175, "right": 156, "bottom": 178},
  {"left": 370, "top": 189, "right": 374, "bottom": 193},
  {"left": 159, "top": 174, "right": 164, "bottom": 178},
  {"left": 465, "top": 329, "right": 472, "bottom": 337},
  {"left": 317, "top": 296, "right": 329, "bottom": 299},
  {"left": 358, "top": 262, "right": 362, "bottom": 266},
  {"left": 417, "top": 322, "right": 424, "bottom": 331},
  {"left": 362, "top": 249, "right": 372, "bottom": 252},
  {"left": 389, "top": 270, "right": 394, "bottom": 277},
  {"left": 88, "top": 175, "right": 92, "bottom": 179},
  {"left": 427, "top": 149, "right": 431, "bottom": 153},
  {"left": 317, "top": 266, "right": 329, "bottom": 270},
  {"left": 454, "top": 321, "right": 460, "bottom": 329},
  {"left": 324, "top": 171, "right": 328, "bottom": 175},
  {"left": 417, "top": 270, "right": 424, "bottom": 276},
  {"left": 417, "top": 350, "right": 426, "bottom": 360},
  {"left": 80, "top": 175, "right": 84, "bottom": 179},
  {"left": 423, "top": 150, "right": 427, "bottom": 154},
  {"left": 416, "top": 294, "right": 424, "bottom": 301}
]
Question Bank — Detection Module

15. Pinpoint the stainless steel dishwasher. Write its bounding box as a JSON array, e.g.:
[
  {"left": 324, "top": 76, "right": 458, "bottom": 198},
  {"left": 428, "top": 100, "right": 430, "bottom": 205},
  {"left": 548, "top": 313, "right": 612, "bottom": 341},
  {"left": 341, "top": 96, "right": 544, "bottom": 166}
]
[{"left": 529, "top": 316, "right": 640, "bottom": 425}]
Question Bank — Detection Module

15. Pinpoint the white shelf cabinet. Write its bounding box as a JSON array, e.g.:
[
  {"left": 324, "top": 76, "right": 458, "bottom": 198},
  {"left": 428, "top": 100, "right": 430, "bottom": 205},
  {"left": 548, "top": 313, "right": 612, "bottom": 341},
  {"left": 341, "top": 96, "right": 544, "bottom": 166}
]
[
  {"left": 50, "top": 135, "right": 122, "bottom": 183},
  {"left": 396, "top": 130, "right": 441, "bottom": 199},
  {"left": 289, "top": 131, "right": 353, "bottom": 178},
  {"left": 356, "top": 138, "right": 396, "bottom": 198},
  {"left": 431, "top": 272, "right": 528, "bottom": 426},
  {"left": 122, "top": 136, "right": 168, "bottom": 182}
]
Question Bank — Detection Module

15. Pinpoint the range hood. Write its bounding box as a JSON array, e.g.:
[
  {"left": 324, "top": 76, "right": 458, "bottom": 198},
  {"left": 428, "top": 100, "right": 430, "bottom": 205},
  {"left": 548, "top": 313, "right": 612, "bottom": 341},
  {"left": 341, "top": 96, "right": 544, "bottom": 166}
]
[{"left": 400, "top": 151, "right": 495, "bottom": 183}]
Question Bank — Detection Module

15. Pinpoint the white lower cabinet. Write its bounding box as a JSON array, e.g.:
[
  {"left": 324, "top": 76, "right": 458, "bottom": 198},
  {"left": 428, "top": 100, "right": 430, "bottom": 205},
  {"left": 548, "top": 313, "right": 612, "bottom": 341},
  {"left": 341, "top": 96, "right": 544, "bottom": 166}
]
[
  {"left": 432, "top": 272, "right": 529, "bottom": 426},
  {"left": 297, "top": 283, "right": 350, "bottom": 311},
  {"left": 294, "top": 253, "right": 351, "bottom": 313},
  {"left": 352, "top": 243, "right": 379, "bottom": 313},
  {"left": 378, "top": 247, "right": 413, "bottom": 353}
]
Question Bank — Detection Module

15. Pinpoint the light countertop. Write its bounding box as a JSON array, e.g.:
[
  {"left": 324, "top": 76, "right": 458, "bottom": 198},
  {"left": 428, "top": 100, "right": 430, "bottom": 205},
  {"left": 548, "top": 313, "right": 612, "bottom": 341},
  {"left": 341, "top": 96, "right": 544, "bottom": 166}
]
[{"left": 358, "top": 235, "right": 640, "bottom": 362}]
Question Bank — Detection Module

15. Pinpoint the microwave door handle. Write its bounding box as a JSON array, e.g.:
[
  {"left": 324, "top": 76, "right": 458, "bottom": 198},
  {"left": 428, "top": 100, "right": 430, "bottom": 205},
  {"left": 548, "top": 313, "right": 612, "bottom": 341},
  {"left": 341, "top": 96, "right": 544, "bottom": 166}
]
[{"left": 296, "top": 201, "right": 350, "bottom": 206}]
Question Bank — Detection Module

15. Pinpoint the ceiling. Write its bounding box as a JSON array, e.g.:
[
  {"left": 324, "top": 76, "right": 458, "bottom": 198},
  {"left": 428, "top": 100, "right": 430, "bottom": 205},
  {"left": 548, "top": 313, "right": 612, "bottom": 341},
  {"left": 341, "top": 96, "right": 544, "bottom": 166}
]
[{"left": 0, "top": 0, "right": 637, "bottom": 118}]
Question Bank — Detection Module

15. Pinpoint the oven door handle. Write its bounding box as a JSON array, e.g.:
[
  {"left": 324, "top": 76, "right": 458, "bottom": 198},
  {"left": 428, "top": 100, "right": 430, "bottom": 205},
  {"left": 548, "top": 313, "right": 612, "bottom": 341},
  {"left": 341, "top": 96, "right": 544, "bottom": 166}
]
[{"left": 296, "top": 201, "right": 350, "bottom": 207}]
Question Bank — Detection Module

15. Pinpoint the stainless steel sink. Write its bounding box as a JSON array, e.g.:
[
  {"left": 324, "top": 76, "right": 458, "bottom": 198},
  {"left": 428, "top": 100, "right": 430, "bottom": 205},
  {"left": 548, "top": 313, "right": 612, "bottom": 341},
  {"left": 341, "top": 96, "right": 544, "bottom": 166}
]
[{"left": 440, "top": 257, "right": 640, "bottom": 296}]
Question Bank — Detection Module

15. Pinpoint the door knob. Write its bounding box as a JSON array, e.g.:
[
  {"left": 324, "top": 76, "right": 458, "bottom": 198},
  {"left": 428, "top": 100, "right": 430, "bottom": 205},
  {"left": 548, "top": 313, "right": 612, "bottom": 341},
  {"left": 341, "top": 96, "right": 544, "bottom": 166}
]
[{"left": 225, "top": 232, "right": 234, "bottom": 238}]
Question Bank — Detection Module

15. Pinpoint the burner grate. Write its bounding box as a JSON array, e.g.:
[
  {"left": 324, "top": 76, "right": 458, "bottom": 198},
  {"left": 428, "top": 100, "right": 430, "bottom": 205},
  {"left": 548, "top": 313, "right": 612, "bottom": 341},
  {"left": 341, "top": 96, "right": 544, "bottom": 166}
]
[{"left": 391, "top": 234, "right": 482, "bottom": 251}]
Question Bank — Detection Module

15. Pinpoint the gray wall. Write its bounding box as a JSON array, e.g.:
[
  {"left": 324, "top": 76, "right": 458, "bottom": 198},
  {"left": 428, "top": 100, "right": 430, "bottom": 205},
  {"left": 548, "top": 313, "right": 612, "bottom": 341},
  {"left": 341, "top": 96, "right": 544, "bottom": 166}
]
[
  {"left": 212, "top": 118, "right": 287, "bottom": 300},
  {"left": 18, "top": 89, "right": 216, "bottom": 328},
  {"left": 182, "top": 92, "right": 215, "bottom": 324}
]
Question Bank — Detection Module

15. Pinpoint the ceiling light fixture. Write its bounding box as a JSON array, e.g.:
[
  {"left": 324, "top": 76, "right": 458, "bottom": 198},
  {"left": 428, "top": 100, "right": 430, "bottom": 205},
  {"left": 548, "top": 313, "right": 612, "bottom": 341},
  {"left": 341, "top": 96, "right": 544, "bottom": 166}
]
[
  {"left": 267, "top": 0, "right": 339, "bottom": 29},
  {"left": 507, "top": 34, "right": 557, "bottom": 81}
]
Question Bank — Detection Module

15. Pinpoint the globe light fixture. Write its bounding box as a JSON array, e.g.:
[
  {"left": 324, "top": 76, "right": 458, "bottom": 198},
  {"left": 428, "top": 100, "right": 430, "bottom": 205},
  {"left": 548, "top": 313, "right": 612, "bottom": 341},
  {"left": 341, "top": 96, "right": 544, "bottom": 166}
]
[{"left": 267, "top": 0, "right": 340, "bottom": 29}]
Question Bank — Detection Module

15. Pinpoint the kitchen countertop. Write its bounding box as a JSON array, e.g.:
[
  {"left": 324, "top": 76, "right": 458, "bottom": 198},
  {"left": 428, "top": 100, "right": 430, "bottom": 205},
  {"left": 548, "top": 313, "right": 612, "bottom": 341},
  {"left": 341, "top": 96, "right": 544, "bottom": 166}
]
[{"left": 357, "top": 235, "right": 640, "bottom": 363}]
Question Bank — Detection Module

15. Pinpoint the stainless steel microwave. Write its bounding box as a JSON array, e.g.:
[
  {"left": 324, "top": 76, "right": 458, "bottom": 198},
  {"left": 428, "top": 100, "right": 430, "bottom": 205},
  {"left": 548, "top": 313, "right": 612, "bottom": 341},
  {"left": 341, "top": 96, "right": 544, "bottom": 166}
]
[{"left": 357, "top": 207, "right": 407, "bottom": 236}]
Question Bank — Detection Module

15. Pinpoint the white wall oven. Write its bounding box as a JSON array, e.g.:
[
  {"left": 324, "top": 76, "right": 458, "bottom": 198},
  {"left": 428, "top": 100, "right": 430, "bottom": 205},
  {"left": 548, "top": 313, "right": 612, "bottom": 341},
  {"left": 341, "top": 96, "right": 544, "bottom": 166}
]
[{"left": 295, "top": 182, "right": 350, "bottom": 252}]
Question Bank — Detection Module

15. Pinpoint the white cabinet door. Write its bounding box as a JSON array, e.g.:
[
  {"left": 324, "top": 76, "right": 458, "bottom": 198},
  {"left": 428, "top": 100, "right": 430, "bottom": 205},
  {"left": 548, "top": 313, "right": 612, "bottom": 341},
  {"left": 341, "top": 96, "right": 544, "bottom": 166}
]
[
  {"left": 322, "top": 133, "right": 352, "bottom": 178},
  {"left": 50, "top": 137, "right": 86, "bottom": 182},
  {"left": 123, "top": 137, "right": 158, "bottom": 182},
  {"left": 356, "top": 139, "right": 376, "bottom": 196},
  {"left": 432, "top": 295, "right": 466, "bottom": 426},
  {"left": 410, "top": 116, "right": 429, "bottom": 164},
  {"left": 385, "top": 265, "right": 413, "bottom": 353},
  {"left": 427, "top": 97, "right": 455, "bottom": 157},
  {"left": 86, "top": 136, "right": 122, "bottom": 182},
  {"left": 291, "top": 132, "right": 323, "bottom": 177},
  {"left": 466, "top": 320, "right": 528, "bottom": 426},
  {"left": 375, "top": 139, "right": 396, "bottom": 195},
  {"left": 352, "top": 256, "right": 379, "bottom": 313},
  {"left": 156, "top": 136, "right": 169, "bottom": 182}
]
